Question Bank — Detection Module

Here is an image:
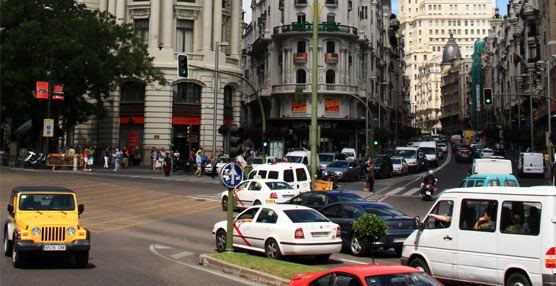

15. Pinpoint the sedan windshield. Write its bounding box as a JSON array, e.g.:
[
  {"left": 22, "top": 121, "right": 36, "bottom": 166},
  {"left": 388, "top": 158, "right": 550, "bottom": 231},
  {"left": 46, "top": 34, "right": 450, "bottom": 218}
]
[
  {"left": 363, "top": 204, "right": 406, "bottom": 218},
  {"left": 365, "top": 272, "right": 442, "bottom": 286},
  {"left": 19, "top": 194, "right": 75, "bottom": 211},
  {"left": 319, "top": 154, "right": 334, "bottom": 162},
  {"left": 328, "top": 161, "right": 348, "bottom": 168},
  {"left": 284, "top": 209, "right": 330, "bottom": 223},
  {"left": 265, "top": 182, "right": 294, "bottom": 190}
]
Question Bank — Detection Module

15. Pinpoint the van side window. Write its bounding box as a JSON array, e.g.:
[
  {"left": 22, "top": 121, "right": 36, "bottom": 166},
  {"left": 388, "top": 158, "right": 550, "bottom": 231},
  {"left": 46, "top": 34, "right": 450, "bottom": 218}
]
[
  {"left": 459, "top": 199, "right": 498, "bottom": 232},
  {"left": 466, "top": 180, "right": 475, "bottom": 187},
  {"left": 425, "top": 200, "right": 454, "bottom": 229},
  {"left": 283, "top": 169, "right": 294, "bottom": 182},
  {"left": 258, "top": 170, "right": 267, "bottom": 179},
  {"left": 487, "top": 179, "right": 500, "bottom": 186},
  {"left": 500, "top": 201, "right": 541, "bottom": 235},
  {"left": 295, "top": 168, "right": 308, "bottom": 181},
  {"left": 504, "top": 179, "right": 518, "bottom": 187},
  {"left": 267, "top": 171, "right": 279, "bottom": 179},
  {"left": 475, "top": 180, "right": 484, "bottom": 187}
]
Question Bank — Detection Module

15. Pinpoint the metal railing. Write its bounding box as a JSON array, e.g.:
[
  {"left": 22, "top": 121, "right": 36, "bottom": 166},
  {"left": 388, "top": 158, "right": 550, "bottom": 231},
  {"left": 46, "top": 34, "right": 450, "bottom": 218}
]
[{"left": 46, "top": 154, "right": 84, "bottom": 170}]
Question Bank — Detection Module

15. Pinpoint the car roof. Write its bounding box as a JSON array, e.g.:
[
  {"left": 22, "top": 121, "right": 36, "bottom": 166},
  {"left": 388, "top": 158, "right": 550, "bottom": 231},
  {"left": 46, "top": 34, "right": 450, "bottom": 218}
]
[
  {"left": 325, "top": 201, "right": 388, "bottom": 208},
  {"left": 258, "top": 204, "right": 314, "bottom": 211},
  {"left": 12, "top": 186, "right": 75, "bottom": 194},
  {"left": 247, "top": 179, "right": 289, "bottom": 183},
  {"left": 314, "top": 264, "right": 422, "bottom": 277},
  {"left": 465, "top": 174, "right": 517, "bottom": 180}
]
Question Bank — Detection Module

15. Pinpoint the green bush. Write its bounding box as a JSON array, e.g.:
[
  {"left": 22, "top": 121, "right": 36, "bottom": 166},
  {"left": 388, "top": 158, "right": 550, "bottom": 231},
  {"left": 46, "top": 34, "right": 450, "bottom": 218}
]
[{"left": 352, "top": 214, "right": 388, "bottom": 244}]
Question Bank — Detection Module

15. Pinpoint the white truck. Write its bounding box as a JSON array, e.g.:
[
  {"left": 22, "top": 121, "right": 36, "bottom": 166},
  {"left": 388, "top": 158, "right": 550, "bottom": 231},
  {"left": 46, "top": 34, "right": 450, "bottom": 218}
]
[
  {"left": 517, "top": 152, "right": 544, "bottom": 177},
  {"left": 417, "top": 141, "right": 439, "bottom": 167}
]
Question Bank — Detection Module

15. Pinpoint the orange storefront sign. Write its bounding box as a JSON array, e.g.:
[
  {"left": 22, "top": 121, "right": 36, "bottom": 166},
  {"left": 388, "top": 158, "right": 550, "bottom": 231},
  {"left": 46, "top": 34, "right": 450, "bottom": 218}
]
[
  {"left": 325, "top": 99, "right": 339, "bottom": 112},
  {"left": 292, "top": 99, "right": 306, "bottom": 112},
  {"left": 172, "top": 116, "right": 200, "bottom": 125}
]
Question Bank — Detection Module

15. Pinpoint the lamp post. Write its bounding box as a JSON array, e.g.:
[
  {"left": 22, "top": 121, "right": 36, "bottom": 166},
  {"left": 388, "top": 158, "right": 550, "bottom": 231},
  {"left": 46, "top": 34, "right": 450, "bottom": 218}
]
[
  {"left": 213, "top": 41, "right": 229, "bottom": 157},
  {"left": 44, "top": 6, "right": 54, "bottom": 154}
]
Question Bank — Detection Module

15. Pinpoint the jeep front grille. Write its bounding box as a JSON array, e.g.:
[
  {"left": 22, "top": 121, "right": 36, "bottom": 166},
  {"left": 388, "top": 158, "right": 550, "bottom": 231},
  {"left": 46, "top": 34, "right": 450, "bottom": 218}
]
[{"left": 41, "top": 227, "right": 66, "bottom": 242}]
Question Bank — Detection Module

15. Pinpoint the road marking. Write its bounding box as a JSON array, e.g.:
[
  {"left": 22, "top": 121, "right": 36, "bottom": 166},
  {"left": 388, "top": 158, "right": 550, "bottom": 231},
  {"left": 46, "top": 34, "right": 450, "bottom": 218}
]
[
  {"left": 171, "top": 251, "right": 193, "bottom": 259},
  {"left": 402, "top": 187, "right": 420, "bottom": 196},
  {"left": 384, "top": 187, "right": 405, "bottom": 196},
  {"left": 153, "top": 244, "right": 173, "bottom": 250},
  {"left": 337, "top": 258, "right": 368, "bottom": 265}
]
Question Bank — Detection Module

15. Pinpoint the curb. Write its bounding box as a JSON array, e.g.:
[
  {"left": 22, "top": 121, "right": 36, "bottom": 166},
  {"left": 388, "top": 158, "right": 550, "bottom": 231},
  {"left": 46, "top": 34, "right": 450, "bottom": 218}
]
[{"left": 198, "top": 254, "right": 290, "bottom": 286}]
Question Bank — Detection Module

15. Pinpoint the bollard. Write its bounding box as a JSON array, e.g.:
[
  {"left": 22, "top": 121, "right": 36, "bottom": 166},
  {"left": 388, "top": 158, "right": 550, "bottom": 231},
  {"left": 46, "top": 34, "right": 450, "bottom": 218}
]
[{"left": 73, "top": 156, "right": 78, "bottom": 171}]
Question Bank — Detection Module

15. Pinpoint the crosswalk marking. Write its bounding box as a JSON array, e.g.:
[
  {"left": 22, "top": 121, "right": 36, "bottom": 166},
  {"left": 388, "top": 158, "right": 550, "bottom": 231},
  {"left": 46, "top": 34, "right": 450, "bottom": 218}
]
[
  {"left": 384, "top": 187, "right": 405, "bottom": 196},
  {"left": 401, "top": 187, "right": 420, "bottom": 196}
]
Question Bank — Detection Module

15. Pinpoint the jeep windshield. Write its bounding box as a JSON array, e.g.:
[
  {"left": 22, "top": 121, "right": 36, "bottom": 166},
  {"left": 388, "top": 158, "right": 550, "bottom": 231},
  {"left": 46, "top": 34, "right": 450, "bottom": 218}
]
[{"left": 19, "top": 194, "right": 75, "bottom": 211}]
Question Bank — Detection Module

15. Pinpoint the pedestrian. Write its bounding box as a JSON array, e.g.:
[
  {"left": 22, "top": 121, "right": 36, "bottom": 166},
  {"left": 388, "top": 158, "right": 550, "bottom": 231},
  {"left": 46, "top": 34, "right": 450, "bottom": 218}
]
[
  {"left": 68, "top": 146, "right": 75, "bottom": 155},
  {"left": 211, "top": 155, "right": 218, "bottom": 179},
  {"left": 194, "top": 149, "right": 203, "bottom": 176},
  {"left": 113, "top": 148, "right": 121, "bottom": 171},
  {"left": 151, "top": 146, "right": 157, "bottom": 171},
  {"left": 122, "top": 146, "right": 130, "bottom": 168},
  {"left": 102, "top": 146, "right": 110, "bottom": 169},
  {"left": 364, "top": 157, "right": 375, "bottom": 192},
  {"left": 83, "top": 147, "right": 88, "bottom": 171},
  {"left": 87, "top": 145, "right": 94, "bottom": 171},
  {"left": 163, "top": 152, "right": 172, "bottom": 176}
]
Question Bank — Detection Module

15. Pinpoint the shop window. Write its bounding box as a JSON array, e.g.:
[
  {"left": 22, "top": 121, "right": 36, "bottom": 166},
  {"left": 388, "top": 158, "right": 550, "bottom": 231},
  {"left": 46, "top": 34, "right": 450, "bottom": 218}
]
[{"left": 121, "top": 81, "right": 145, "bottom": 102}]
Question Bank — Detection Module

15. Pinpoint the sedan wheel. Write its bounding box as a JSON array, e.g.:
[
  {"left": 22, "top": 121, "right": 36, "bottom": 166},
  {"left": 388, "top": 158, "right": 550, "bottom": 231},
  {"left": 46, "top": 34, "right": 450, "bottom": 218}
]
[
  {"left": 350, "top": 235, "right": 367, "bottom": 256},
  {"left": 221, "top": 197, "right": 228, "bottom": 211},
  {"left": 265, "top": 239, "right": 282, "bottom": 259},
  {"left": 215, "top": 230, "right": 227, "bottom": 252}
]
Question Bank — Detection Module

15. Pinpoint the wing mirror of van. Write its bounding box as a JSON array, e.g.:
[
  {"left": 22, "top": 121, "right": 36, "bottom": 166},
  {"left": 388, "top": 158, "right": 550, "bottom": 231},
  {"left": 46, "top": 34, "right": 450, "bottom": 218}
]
[
  {"left": 414, "top": 216, "right": 424, "bottom": 230},
  {"left": 7, "top": 204, "right": 14, "bottom": 217},
  {"left": 78, "top": 204, "right": 85, "bottom": 215}
]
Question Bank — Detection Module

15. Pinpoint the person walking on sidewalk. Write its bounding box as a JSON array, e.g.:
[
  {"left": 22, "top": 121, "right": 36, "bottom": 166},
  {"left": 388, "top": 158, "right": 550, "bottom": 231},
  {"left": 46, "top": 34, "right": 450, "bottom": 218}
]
[
  {"left": 86, "top": 145, "right": 95, "bottom": 171},
  {"left": 83, "top": 147, "right": 88, "bottom": 172},
  {"left": 194, "top": 149, "right": 203, "bottom": 176},
  {"left": 364, "top": 157, "right": 375, "bottom": 192},
  {"left": 102, "top": 146, "right": 111, "bottom": 169},
  {"left": 113, "top": 148, "right": 121, "bottom": 172},
  {"left": 163, "top": 152, "right": 172, "bottom": 176},
  {"left": 210, "top": 155, "right": 218, "bottom": 179}
]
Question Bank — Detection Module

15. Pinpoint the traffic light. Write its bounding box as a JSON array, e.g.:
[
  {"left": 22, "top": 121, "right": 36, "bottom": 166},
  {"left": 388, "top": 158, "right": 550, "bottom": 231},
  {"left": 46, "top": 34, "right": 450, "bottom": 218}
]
[
  {"left": 228, "top": 124, "right": 243, "bottom": 157},
  {"left": 218, "top": 124, "right": 230, "bottom": 135},
  {"left": 373, "top": 140, "right": 378, "bottom": 146},
  {"left": 177, "top": 54, "right": 189, "bottom": 78},
  {"left": 483, "top": 88, "right": 492, "bottom": 105},
  {"left": 262, "top": 132, "right": 269, "bottom": 148}
]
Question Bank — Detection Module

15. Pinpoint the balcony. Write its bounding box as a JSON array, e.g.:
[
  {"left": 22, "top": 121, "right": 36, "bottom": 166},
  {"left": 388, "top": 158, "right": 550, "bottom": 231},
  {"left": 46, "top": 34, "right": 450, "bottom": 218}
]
[
  {"left": 294, "top": 0, "right": 308, "bottom": 7},
  {"left": 325, "top": 53, "right": 338, "bottom": 64},
  {"left": 325, "top": 0, "right": 338, "bottom": 7},
  {"left": 293, "top": 53, "right": 307, "bottom": 64},
  {"left": 273, "top": 23, "right": 358, "bottom": 40},
  {"left": 272, "top": 83, "right": 358, "bottom": 95}
]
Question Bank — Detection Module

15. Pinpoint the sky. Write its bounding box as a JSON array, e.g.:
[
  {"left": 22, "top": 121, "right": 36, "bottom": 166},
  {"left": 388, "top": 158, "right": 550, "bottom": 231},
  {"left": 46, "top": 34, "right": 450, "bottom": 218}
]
[{"left": 242, "top": 0, "right": 509, "bottom": 23}]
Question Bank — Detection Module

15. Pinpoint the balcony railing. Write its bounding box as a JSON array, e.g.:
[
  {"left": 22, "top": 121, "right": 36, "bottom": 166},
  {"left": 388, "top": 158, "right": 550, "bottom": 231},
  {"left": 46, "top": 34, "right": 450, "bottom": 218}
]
[
  {"left": 293, "top": 52, "right": 307, "bottom": 64},
  {"left": 273, "top": 23, "right": 358, "bottom": 37},
  {"left": 325, "top": 53, "right": 338, "bottom": 64},
  {"left": 272, "top": 83, "right": 358, "bottom": 94}
]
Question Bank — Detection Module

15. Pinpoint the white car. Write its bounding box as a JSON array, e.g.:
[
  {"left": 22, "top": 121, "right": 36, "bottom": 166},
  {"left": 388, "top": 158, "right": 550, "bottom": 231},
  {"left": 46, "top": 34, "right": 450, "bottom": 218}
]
[
  {"left": 204, "top": 156, "right": 231, "bottom": 175},
  {"left": 391, "top": 157, "right": 409, "bottom": 175},
  {"left": 437, "top": 142, "right": 448, "bottom": 153},
  {"left": 220, "top": 179, "right": 301, "bottom": 210},
  {"left": 480, "top": 148, "right": 494, "bottom": 158},
  {"left": 212, "top": 204, "right": 342, "bottom": 261}
]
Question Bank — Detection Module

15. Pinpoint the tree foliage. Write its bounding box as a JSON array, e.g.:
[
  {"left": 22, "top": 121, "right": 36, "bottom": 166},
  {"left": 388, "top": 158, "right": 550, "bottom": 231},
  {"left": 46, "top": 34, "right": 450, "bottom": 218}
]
[
  {"left": 352, "top": 214, "right": 388, "bottom": 244},
  {"left": 0, "top": 0, "right": 166, "bottom": 144}
]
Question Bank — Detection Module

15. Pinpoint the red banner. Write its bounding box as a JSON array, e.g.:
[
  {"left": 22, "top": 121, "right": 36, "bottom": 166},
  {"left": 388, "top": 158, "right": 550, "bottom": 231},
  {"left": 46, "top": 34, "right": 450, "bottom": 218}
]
[
  {"left": 292, "top": 99, "right": 306, "bottom": 112},
  {"left": 53, "top": 84, "right": 64, "bottom": 100},
  {"left": 172, "top": 116, "right": 200, "bottom": 125},
  {"left": 120, "top": 116, "right": 145, "bottom": 124},
  {"left": 325, "top": 99, "right": 339, "bottom": 112},
  {"left": 36, "top": 81, "right": 49, "bottom": 99}
]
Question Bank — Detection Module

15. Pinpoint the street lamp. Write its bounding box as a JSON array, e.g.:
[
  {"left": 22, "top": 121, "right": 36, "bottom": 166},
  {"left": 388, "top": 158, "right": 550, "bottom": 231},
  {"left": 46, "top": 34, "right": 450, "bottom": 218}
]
[
  {"left": 44, "top": 6, "right": 54, "bottom": 154},
  {"left": 213, "top": 41, "right": 229, "bottom": 157}
]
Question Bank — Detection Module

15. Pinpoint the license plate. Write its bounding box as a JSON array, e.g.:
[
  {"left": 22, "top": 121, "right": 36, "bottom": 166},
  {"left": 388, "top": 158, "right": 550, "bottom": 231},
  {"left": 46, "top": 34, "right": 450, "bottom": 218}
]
[
  {"left": 311, "top": 232, "right": 329, "bottom": 238},
  {"left": 43, "top": 244, "right": 66, "bottom": 251},
  {"left": 265, "top": 199, "right": 275, "bottom": 204},
  {"left": 393, "top": 237, "right": 406, "bottom": 243},
  {"left": 426, "top": 191, "right": 432, "bottom": 195}
]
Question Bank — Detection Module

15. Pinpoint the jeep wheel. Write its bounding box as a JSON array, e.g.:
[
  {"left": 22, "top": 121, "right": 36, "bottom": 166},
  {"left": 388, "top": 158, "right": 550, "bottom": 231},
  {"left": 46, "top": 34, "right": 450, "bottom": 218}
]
[
  {"left": 215, "top": 230, "right": 227, "bottom": 252},
  {"left": 3, "top": 228, "right": 12, "bottom": 257},
  {"left": 12, "top": 238, "right": 24, "bottom": 268},
  {"left": 75, "top": 251, "right": 89, "bottom": 268}
]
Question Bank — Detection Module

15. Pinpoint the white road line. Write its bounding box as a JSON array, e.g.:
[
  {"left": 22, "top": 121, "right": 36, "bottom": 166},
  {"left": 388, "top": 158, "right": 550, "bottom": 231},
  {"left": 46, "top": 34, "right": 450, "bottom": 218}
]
[
  {"left": 401, "top": 187, "right": 420, "bottom": 196},
  {"left": 384, "top": 187, "right": 405, "bottom": 196},
  {"left": 337, "top": 258, "right": 368, "bottom": 265},
  {"left": 171, "top": 251, "right": 193, "bottom": 259}
]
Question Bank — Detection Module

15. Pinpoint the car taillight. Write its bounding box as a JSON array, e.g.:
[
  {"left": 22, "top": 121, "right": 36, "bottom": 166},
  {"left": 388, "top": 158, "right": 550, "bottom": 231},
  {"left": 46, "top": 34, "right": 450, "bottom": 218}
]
[
  {"left": 270, "top": 192, "right": 278, "bottom": 199},
  {"left": 336, "top": 226, "right": 341, "bottom": 238},
  {"left": 295, "top": 228, "right": 304, "bottom": 239},
  {"left": 546, "top": 247, "right": 555, "bottom": 268},
  {"left": 457, "top": 151, "right": 461, "bottom": 155},
  {"left": 468, "top": 151, "right": 472, "bottom": 155}
]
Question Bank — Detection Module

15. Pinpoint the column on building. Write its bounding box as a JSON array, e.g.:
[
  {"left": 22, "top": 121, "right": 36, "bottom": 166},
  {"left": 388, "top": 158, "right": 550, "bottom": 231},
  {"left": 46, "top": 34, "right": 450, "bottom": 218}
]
[
  {"left": 99, "top": 0, "right": 108, "bottom": 12},
  {"left": 108, "top": 0, "right": 116, "bottom": 15},
  {"left": 115, "top": 0, "right": 125, "bottom": 24},
  {"left": 202, "top": 0, "right": 213, "bottom": 51},
  {"left": 162, "top": 0, "right": 173, "bottom": 50},
  {"left": 230, "top": 0, "right": 241, "bottom": 57},
  {"left": 213, "top": 0, "right": 222, "bottom": 46},
  {"left": 148, "top": 0, "right": 160, "bottom": 48}
]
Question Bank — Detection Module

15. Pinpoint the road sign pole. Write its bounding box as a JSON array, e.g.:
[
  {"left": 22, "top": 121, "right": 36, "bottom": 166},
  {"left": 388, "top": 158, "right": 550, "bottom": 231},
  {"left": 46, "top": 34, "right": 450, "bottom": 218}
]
[
  {"left": 219, "top": 162, "right": 243, "bottom": 252},
  {"left": 225, "top": 186, "right": 234, "bottom": 252}
]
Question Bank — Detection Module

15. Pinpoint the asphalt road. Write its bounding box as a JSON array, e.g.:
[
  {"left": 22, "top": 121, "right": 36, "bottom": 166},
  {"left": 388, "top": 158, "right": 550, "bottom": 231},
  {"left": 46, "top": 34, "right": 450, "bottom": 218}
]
[{"left": 0, "top": 150, "right": 549, "bottom": 286}]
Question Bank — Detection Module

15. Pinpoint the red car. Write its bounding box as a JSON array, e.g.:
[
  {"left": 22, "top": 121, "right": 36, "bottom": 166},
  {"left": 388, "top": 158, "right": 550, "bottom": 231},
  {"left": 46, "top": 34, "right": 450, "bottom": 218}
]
[{"left": 289, "top": 264, "right": 443, "bottom": 286}]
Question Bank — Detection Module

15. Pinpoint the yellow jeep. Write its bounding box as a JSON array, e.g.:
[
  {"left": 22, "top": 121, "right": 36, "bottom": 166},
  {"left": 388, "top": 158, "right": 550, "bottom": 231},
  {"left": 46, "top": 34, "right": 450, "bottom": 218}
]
[{"left": 3, "top": 186, "right": 90, "bottom": 268}]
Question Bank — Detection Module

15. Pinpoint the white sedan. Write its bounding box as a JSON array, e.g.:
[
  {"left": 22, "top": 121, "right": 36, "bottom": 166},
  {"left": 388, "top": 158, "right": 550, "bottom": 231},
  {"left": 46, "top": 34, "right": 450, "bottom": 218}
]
[
  {"left": 205, "top": 156, "right": 231, "bottom": 175},
  {"left": 212, "top": 204, "right": 342, "bottom": 261},
  {"left": 480, "top": 148, "right": 494, "bottom": 158},
  {"left": 391, "top": 157, "right": 409, "bottom": 175},
  {"left": 221, "top": 179, "right": 300, "bottom": 211}
]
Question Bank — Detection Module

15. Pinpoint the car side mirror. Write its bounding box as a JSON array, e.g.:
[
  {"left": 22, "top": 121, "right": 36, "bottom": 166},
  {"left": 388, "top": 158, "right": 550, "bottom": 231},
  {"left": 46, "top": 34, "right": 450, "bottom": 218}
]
[
  {"left": 78, "top": 204, "right": 85, "bottom": 215},
  {"left": 7, "top": 204, "right": 14, "bottom": 217},
  {"left": 415, "top": 216, "right": 424, "bottom": 230}
]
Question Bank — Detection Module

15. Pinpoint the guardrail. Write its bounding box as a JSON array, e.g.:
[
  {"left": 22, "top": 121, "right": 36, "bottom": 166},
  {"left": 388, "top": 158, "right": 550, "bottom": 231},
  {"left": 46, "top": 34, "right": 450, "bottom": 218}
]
[{"left": 46, "top": 154, "right": 84, "bottom": 170}]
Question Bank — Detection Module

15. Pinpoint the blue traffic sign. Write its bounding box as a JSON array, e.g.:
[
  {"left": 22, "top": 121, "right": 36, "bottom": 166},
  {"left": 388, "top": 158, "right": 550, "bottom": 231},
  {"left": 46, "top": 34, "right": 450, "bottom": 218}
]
[{"left": 220, "top": 163, "right": 243, "bottom": 188}]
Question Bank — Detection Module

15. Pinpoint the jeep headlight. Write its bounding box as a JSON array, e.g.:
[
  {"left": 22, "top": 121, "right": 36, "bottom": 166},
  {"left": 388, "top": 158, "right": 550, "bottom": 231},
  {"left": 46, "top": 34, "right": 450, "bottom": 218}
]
[
  {"left": 32, "top": 226, "right": 41, "bottom": 237},
  {"left": 335, "top": 171, "right": 343, "bottom": 175},
  {"left": 66, "top": 226, "right": 75, "bottom": 237}
]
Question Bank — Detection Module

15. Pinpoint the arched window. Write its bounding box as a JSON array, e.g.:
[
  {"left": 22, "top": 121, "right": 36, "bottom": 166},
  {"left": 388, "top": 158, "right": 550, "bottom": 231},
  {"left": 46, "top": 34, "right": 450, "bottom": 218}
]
[
  {"left": 326, "top": 70, "right": 335, "bottom": 84},
  {"left": 297, "top": 41, "right": 306, "bottom": 53},
  {"left": 173, "top": 82, "right": 201, "bottom": 103},
  {"left": 327, "top": 41, "right": 335, "bottom": 53},
  {"left": 120, "top": 81, "right": 145, "bottom": 102},
  {"left": 224, "top": 86, "right": 233, "bottom": 107},
  {"left": 296, "top": 70, "right": 306, "bottom": 83}
]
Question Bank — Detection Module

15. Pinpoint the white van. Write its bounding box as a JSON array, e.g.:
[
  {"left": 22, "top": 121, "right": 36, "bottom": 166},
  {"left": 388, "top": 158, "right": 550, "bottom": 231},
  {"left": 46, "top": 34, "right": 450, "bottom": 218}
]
[
  {"left": 285, "top": 150, "right": 321, "bottom": 174},
  {"left": 401, "top": 186, "right": 556, "bottom": 286},
  {"left": 417, "top": 141, "right": 438, "bottom": 167},
  {"left": 341, "top": 148, "right": 357, "bottom": 161},
  {"left": 246, "top": 163, "right": 312, "bottom": 193},
  {"left": 518, "top": 152, "right": 545, "bottom": 177},
  {"left": 472, "top": 158, "right": 513, "bottom": 175},
  {"left": 395, "top": 147, "right": 419, "bottom": 172}
]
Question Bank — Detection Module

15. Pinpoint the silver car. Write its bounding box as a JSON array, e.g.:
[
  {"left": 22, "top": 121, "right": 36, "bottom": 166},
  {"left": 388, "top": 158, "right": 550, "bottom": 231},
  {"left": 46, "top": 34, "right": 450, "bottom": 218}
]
[
  {"left": 391, "top": 157, "right": 409, "bottom": 175},
  {"left": 322, "top": 160, "right": 361, "bottom": 181}
]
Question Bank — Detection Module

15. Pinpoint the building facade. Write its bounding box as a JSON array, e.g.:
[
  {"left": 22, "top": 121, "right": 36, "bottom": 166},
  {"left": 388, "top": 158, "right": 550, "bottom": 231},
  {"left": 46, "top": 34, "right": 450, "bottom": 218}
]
[
  {"left": 242, "top": 0, "right": 401, "bottom": 157},
  {"left": 74, "top": 0, "right": 243, "bottom": 163},
  {"left": 399, "top": 0, "right": 496, "bottom": 130}
]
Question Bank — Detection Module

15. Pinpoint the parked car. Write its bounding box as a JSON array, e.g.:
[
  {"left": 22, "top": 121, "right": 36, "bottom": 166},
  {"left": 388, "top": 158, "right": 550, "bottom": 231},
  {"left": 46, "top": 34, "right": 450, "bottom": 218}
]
[
  {"left": 289, "top": 264, "right": 444, "bottom": 286},
  {"left": 212, "top": 205, "right": 342, "bottom": 261},
  {"left": 455, "top": 147, "right": 473, "bottom": 163},
  {"left": 319, "top": 202, "right": 416, "bottom": 256},
  {"left": 373, "top": 155, "right": 393, "bottom": 178},
  {"left": 318, "top": 152, "right": 347, "bottom": 171},
  {"left": 322, "top": 160, "right": 361, "bottom": 181},
  {"left": 204, "top": 156, "right": 231, "bottom": 175},
  {"left": 220, "top": 179, "right": 301, "bottom": 211},
  {"left": 480, "top": 148, "right": 494, "bottom": 158},
  {"left": 391, "top": 157, "right": 409, "bottom": 175},
  {"left": 283, "top": 191, "right": 365, "bottom": 210},
  {"left": 341, "top": 148, "right": 357, "bottom": 161}
]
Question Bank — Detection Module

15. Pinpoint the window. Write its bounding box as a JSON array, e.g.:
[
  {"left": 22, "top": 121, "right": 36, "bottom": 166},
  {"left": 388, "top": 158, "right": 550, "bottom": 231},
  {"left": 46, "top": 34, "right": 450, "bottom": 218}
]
[
  {"left": 425, "top": 201, "right": 454, "bottom": 229},
  {"left": 500, "top": 201, "right": 541, "bottom": 235},
  {"left": 504, "top": 179, "right": 518, "bottom": 187},
  {"left": 297, "top": 41, "right": 306, "bottom": 53},
  {"left": 295, "top": 168, "right": 308, "bottom": 181},
  {"left": 321, "top": 204, "right": 342, "bottom": 218},
  {"left": 326, "top": 70, "right": 335, "bottom": 84},
  {"left": 134, "top": 19, "right": 149, "bottom": 46},
  {"left": 248, "top": 182, "right": 262, "bottom": 191},
  {"left": 327, "top": 41, "right": 335, "bottom": 53},
  {"left": 327, "top": 13, "right": 335, "bottom": 23},
  {"left": 290, "top": 192, "right": 312, "bottom": 205},
  {"left": 487, "top": 179, "right": 500, "bottom": 186},
  {"left": 173, "top": 82, "right": 201, "bottom": 103},
  {"left": 459, "top": 199, "right": 498, "bottom": 232},
  {"left": 176, "top": 20, "right": 193, "bottom": 53},
  {"left": 283, "top": 169, "right": 294, "bottom": 182},
  {"left": 295, "top": 0, "right": 308, "bottom": 4},
  {"left": 120, "top": 81, "right": 145, "bottom": 102},
  {"left": 258, "top": 170, "right": 267, "bottom": 178},
  {"left": 224, "top": 86, "right": 233, "bottom": 107},
  {"left": 296, "top": 69, "right": 306, "bottom": 83},
  {"left": 256, "top": 208, "right": 278, "bottom": 224},
  {"left": 177, "top": 0, "right": 196, "bottom": 2},
  {"left": 237, "top": 207, "right": 259, "bottom": 221},
  {"left": 297, "top": 13, "right": 306, "bottom": 23},
  {"left": 268, "top": 171, "right": 279, "bottom": 179}
]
